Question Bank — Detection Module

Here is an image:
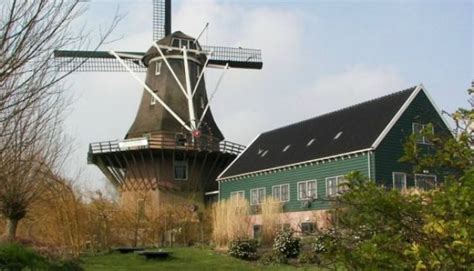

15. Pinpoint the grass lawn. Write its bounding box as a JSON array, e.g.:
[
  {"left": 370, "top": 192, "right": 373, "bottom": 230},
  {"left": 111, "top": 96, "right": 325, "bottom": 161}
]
[{"left": 81, "top": 247, "right": 322, "bottom": 271}]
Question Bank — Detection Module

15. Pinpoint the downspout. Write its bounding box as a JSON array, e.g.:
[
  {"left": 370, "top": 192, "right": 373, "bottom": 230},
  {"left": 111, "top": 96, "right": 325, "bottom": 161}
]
[{"left": 367, "top": 151, "right": 372, "bottom": 180}]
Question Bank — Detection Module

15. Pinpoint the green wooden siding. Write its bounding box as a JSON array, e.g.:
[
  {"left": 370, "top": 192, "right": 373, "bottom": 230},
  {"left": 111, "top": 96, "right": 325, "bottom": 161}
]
[
  {"left": 219, "top": 153, "right": 370, "bottom": 212},
  {"left": 374, "top": 90, "right": 452, "bottom": 188}
]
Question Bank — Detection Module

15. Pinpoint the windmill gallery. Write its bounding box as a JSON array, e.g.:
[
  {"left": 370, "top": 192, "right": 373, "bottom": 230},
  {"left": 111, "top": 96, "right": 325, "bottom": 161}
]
[{"left": 55, "top": 0, "right": 453, "bottom": 232}]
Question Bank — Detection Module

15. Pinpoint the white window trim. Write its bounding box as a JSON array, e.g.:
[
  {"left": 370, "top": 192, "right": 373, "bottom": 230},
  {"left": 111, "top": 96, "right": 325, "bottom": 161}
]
[
  {"left": 230, "top": 190, "right": 245, "bottom": 200},
  {"left": 155, "top": 61, "right": 162, "bottom": 75},
  {"left": 325, "top": 175, "right": 346, "bottom": 197},
  {"left": 272, "top": 184, "right": 290, "bottom": 202},
  {"left": 392, "top": 172, "right": 407, "bottom": 191},
  {"left": 250, "top": 187, "right": 266, "bottom": 206},
  {"left": 179, "top": 39, "right": 191, "bottom": 49},
  {"left": 412, "top": 123, "right": 434, "bottom": 145},
  {"left": 414, "top": 174, "right": 437, "bottom": 189},
  {"left": 297, "top": 180, "right": 317, "bottom": 201}
]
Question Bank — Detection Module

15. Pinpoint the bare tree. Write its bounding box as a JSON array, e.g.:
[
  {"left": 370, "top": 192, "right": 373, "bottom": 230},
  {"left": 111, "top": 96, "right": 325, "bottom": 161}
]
[{"left": 0, "top": 0, "right": 120, "bottom": 240}]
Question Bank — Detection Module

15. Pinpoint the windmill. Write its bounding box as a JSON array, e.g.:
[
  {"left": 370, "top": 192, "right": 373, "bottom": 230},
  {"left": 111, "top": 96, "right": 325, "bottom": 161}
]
[{"left": 54, "top": 0, "right": 263, "bottom": 207}]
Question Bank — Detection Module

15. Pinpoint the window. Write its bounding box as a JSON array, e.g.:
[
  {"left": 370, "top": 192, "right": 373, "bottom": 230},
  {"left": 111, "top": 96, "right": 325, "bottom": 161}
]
[
  {"left": 174, "top": 155, "right": 187, "bottom": 180},
  {"left": 150, "top": 92, "right": 157, "bottom": 105},
  {"left": 175, "top": 134, "right": 187, "bottom": 147},
  {"left": 298, "top": 180, "right": 317, "bottom": 200},
  {"left": 307, "top": 138, "right": 315, "bottom": 146},
  {"left": 272, "top": 184, "right": 289, "bottom": 202},
  {"left": 334, "top": 131, "right": 343, "bottom": 140},
  {"left": 415, "top": 174, "right": 437, "bottom": 190},
  {"left": 155, "top": 61, "right": 162, "bottom": 75},
  {"left": 200, "top": 95, "right": 205, "bottom": 109},
  {"left": 171, "top": 38, "right": 179, "bottom": 47},
  {"left": 261, "top": 150, "right": 268, "bottom": 157},
  {"left": 230, "top": 191, "right": 245, "bottom": 201},
  {"left": 196, "top": 66, "right": 201, "bottom": 78},
  {"left": 393, "top": 172, "right": 407, "bottom": 191},
  {"left": 250, "top": 187, "right": 265, "bottom": 205},
  {"left": 301, "top": 222, "right": 316, "bottom": 234},
  {"left": 326, "top": 176, "right": 348, "bottom": 196},
  {"left": 179, "top": 39, "right": 190, "bottom": 48},
  {"left": 413, "top": 123, "right": 433, "bottom": 144},
  {"left": 282, "top": 145, "right": 290, "bottom": 152}
]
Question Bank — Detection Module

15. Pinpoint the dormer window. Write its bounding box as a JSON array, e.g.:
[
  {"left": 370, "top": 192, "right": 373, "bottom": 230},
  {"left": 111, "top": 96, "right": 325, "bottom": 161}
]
[{"left": 171, "top": 38, "right": 196, "bottom": 49}]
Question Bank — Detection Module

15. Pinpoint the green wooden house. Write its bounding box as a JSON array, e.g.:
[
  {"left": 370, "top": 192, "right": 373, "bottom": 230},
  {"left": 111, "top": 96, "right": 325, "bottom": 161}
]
[{"left": 216, "top": 85, "right": 452, "bottom": 233}]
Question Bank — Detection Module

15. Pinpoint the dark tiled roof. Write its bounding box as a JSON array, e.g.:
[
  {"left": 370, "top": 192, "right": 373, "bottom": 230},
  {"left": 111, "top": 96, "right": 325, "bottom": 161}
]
[{"left": 219, "top": 86, "right": 417, "bottom": 179}]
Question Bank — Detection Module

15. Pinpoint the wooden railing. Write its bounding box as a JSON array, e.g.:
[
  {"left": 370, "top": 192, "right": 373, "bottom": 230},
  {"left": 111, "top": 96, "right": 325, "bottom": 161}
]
[{"left": 89, "top": 136, "right": 245, "bottom": 155}]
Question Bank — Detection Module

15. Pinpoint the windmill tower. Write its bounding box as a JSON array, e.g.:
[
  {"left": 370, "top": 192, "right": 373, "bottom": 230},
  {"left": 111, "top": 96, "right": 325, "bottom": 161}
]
[{"left": 54, "top": 0, "right": 262, "bottom": 208}]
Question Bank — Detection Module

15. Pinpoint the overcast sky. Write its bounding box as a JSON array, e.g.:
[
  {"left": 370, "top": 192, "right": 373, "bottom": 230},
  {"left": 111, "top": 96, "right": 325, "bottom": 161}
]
[{"left": 61, "top": 0, "right": 473, "bottom": 193}]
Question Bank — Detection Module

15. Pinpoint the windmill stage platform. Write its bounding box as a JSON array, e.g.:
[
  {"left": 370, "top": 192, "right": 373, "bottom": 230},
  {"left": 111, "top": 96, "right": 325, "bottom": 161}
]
[{"left": 88, "top": 133, "right": 244, "bottom": 196}]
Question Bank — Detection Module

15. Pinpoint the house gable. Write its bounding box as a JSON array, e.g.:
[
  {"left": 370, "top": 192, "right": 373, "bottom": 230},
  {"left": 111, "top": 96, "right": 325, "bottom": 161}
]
[{"left": 374, "top": 87, "right": 453, "bottom": 187}]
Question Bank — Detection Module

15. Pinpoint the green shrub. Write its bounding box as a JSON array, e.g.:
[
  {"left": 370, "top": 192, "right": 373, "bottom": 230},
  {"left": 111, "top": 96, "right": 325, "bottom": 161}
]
[
  {"left": 272, "top": 229, "right": 301, "bottom": 258},
  {"left": 259, "top": 251, "right": 287, "bottom": 265},
  {"left": 312, "top": 228, "right": 337, "bottom": 254},
  {"left": 49, "top": 258, "right": 84, "bottom": 271},
  {"left": 0, "top": 242, "right": 48, "bottom": 270},
  {"left": 228, "top": 239, "right": 258, "bottom": 260},
  {"left": 298, "top": 250, "right": 320, "bottom": 265}
]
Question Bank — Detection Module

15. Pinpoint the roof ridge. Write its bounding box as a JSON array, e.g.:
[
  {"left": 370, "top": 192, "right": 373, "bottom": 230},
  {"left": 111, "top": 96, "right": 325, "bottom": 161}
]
[{"left": 263, "top": 85, "right": 418, "bottom": 135}]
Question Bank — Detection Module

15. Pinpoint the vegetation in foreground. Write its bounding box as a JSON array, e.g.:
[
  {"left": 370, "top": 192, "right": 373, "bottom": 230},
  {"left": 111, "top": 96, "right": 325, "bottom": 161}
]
[{"left": 81, "top": 247, "right": 322, "bottom": 271}]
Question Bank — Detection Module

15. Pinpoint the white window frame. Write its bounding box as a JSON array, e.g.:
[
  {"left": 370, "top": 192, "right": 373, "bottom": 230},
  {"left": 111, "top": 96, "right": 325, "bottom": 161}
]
[
  {"left": 392, "top": 172, "right": 407, "bottom": 191},
  {"left": 230, "top": 190, "right": 245, "bottom": 201},
  {"left": 297, "top": 180, "right": 317, "bottom": 200},
  {"left": 414, "top": 174, "right": 437, "bottom": 190},
  {"left": 150, "top": 92, "right": 157, "bottom": 105},
  {"left": 412, "top": 123, "right": 434, "bottom": 144},
  {"left": 179, "top": 39, "right": 190, "bottom": 48},
  {"left": 272, "top": 184, "right": 290, "bottom": 202},
  {"left": 326, "top": 175, "right": 348, "bottom": 197},
  {"left": 250, "top": 187, "right": 266, "bottom": 206},
  {"left": 155, "top": 61, "right": 162, "bottom": 75}
]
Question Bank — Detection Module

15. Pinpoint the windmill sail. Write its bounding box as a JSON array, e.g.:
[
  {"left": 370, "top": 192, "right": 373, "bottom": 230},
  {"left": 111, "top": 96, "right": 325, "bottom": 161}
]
[
  {"left": 153, "top": 0, "right": 171, "bottom": 41},
  {"left": 54, "top": 50, "right": 146, "bottom": 72},
  {"left": 202, "top": 45, "right": 263, "bottom": 69}
]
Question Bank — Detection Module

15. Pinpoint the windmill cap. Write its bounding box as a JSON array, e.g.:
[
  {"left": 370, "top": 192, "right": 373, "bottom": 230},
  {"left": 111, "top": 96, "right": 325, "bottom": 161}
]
[{"left": 142, "top": 31, "right": 203, "bottom": 66}]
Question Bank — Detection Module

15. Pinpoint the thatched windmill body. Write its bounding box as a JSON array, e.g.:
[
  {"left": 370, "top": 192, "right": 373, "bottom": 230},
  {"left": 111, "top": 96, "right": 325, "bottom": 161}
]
[{"left": 55, "top": 0, "right": 263, "bottom": 207}]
